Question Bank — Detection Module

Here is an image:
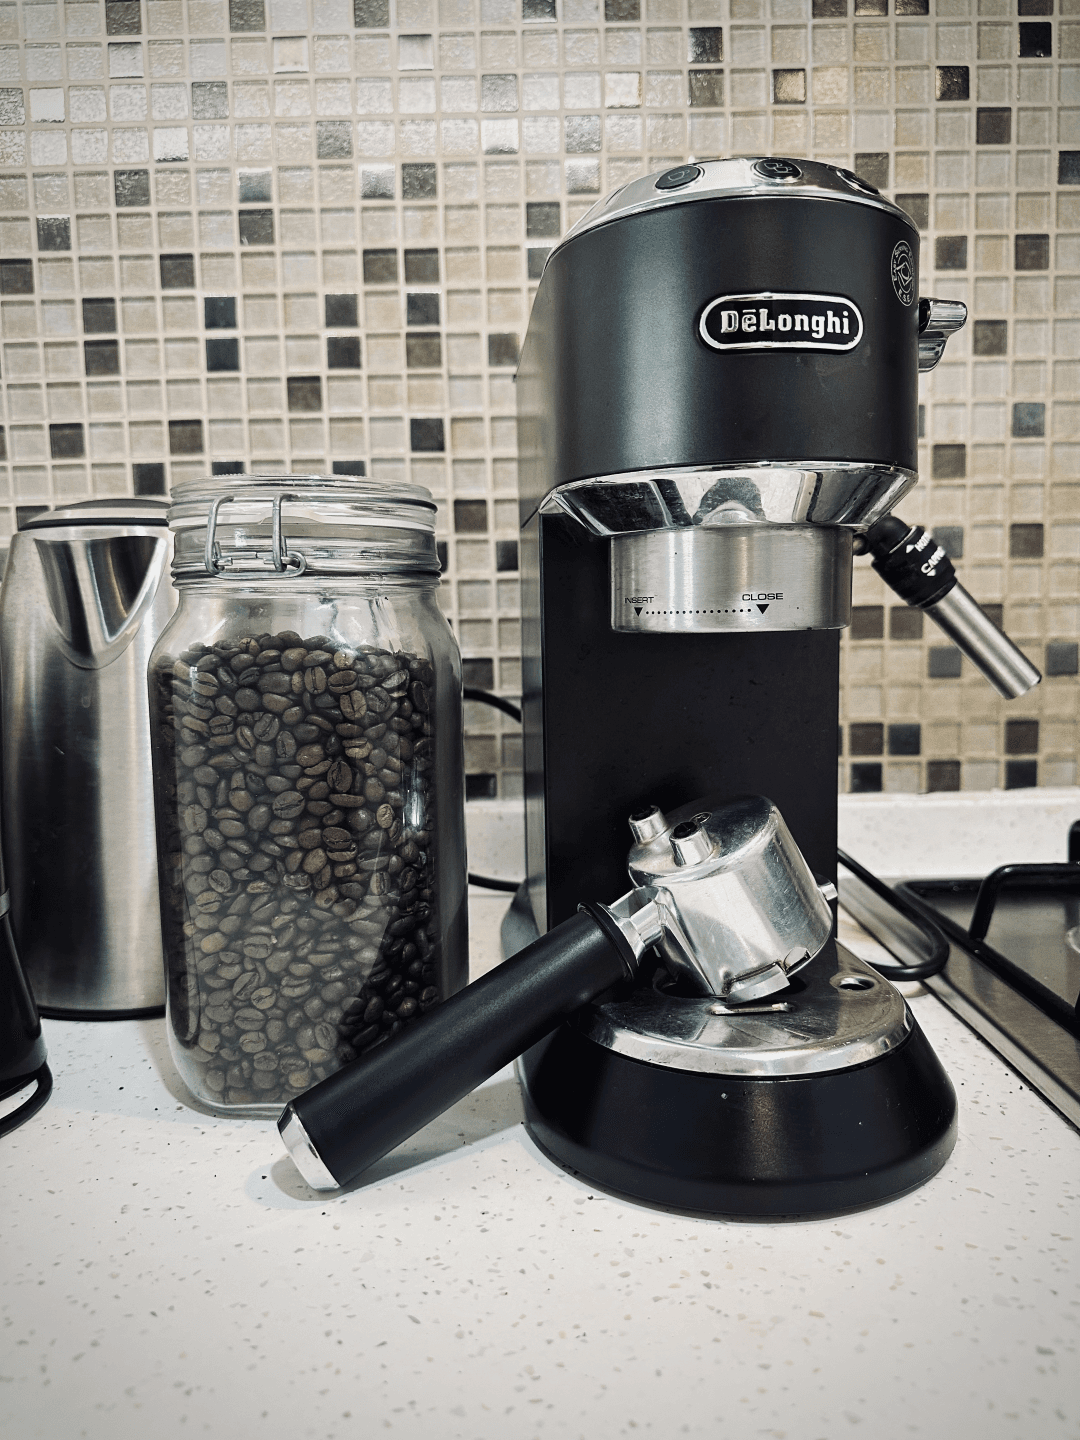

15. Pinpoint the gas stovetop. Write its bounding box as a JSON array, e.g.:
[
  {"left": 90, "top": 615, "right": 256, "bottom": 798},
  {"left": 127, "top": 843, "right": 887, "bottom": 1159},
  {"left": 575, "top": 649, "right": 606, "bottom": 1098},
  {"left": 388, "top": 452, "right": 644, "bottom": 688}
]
[{"left": 840, "top": 851, "right": 1080, "bottom": 1132}]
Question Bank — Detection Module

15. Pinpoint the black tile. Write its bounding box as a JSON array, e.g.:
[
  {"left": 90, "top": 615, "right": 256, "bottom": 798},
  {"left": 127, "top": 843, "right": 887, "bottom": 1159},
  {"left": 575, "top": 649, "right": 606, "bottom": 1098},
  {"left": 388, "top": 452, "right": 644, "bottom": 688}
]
[
  {"left": 105, "top": 0, "right": 141, "bottom": 34},
  {"left": 1046, "top": 640, "right": 1079, "bottom": 676},
  {"left": 354, "top": 0, "right": 390, "bottom": 24},
  {"left": 37, "top": 217, "right": 71, "bottom": 252},
  {"left": 888, "top": 723, "right": 921, "bottom": 757},
  {"left": 0, "top": 427, "right": 6, "bottom": 460},
  {"left": 890, "top": 606, "right": 924, "bottom": 640},
  {"left": 936, "top": 67, "right": 970, "bottom": 101},
  {"left": 1005, "top": 717, "right": 1039, "bottom": 754},
  {"left": 211, "top": 461, "right": 244, "bottom": 475},
  {"left": 1019, "top": 0, "right": 1052, "bottom": 11},
  {"left": 850, "top": 605, "right": 884, "bottom": 640},
  {"left": 935, "top": 235, "right": 968, "bottom": 269},
  {"left": 239, "top": 209, "right": 274, "bottom": 245},
  {"left": 82, "top": 297, "right": 117, "bottom": 332},
  {"left": 332, "top": 460, "right": 367, "bottom": 476},
  {"left": 604, "top": 0, "right": 639, "bottom": 16},
  {"left": 977, "top": 107, "right": 1011, "bottom": 145},
  {"left": 526, "top": 202, "right": 561, "bottom": 238},
  {"left": 204, "top": 296, "right": 236, "bottom": 329},
  {"left": 496, "top": 540, "right": 519, "bottom": 572},
  {"left": 363, "top": 248, "right": 398, "bottom": 283},
  {"left": 854, "top": 152, "right": 888, "bottom": 190},
  {"left": 926, "top": 760, "right": 961, "bottom": 792},
  {"left": 1015, "top": 233, "right": 1049, "bottom": 270},
  {"left": 411, "top": 418, "right": 445, "bottom": 452},
  {"left": 325, "top": 293, "right": 358, "bottom": 326},
  {"left": 929, "top": 645, "right": 962, "bottom": 678},
  {"left": 1018, "top": 21, "right": 1052, "bottom": 56},
  {"left": 160, "top": 253, "right": 195, "bottom": 288},
  {"left": 849, "top": 722, "right": 883, "bottom": 756},
  {"left": 404, "top": 249, "right": 439, "bottom": 283},
  {"left": 856, "top": 0, "right": 889, "bottom": 11},
  {"left": 407, "top": 293, "right": 440, "bottom": 326},
  {"left": 133, "top": 461, "right": 167, "bottom": 494},
  {"left": 84, "top": 339, "right": 120, "bottom": 375},
  {"left": 169, "top": 419, "right": 203, "bottom": 454},
  {"left": 287, "top": 376, "right": 322, "bottom": 412},
  {"left": 229, "top": 0, "right": 265, "bottom": 30},
  {"left": 981, "top": 603, "right": 1004, "bottom": 628},
  {"left": 192, "top": 81, "right": 228, "bottom": 119},
  {"left": 327, "top": 335, "right": 362, "bottom": 369},
  {"left": 689, "top": 71, "right": 725, "bottom": 107},
  {"left": 973, "top": 318, "right": 1007, "bottom": 355},
  {"left": 850, "top": 763, "right": 882, "bottom": 793},
  {"left": 462, "top": 658, "right": 494, "bottom": 687},
  {"left": 453, "top": 499, "right": 487, "bottom": 531},
  {"left": 405, "top": 333, "right": 441, "bottom": 368},
  {"left": 1009, "top": 523, "right": 1044, "bottom": 558},
  {"left": 523, "top": 0, "right": 556, "bottom": 16},
  {"left": 688, "top": 27, "right": 722, "bottom": 63},
  {"left": 465, "top": 773, "right": 498, "bottom": 799},
  {"left": 238, "top": 169, "right": 272, "bottom": 202},
  {"left": 1059, "top": 152, "right": 1080, "bottom": 185},
  {"left": 0, "top": 259, "right": 32, "bottom": 294},
  {"left": 316, "top": 121, "right": 352, "bottom": 159},
  {"left": 895, "top": 193, "right": 929, "bottom": 230},
  {"left": 1012, "top": 402, "right": 1045, "bottom": 437},
  {"left": 114, "top": 169, "right": 150, "bottom": 207},
  {"left": 837, "top": 726, "right": 844, "bottom": 756},
  {"left": 436, "top": 540, "right": 448, "bottom": 571},
  {"left": 932, "top": 443, "right": 966, "bottom": 479},
  {"left": 488, "top": 333, "right": 519, "bottom": 367},
  {"left": 1005, "top": 760, "right": 1038, "bottom": 789},
  {"left": 894, "top": 0, "right": 928, "bottom": 11},
  {"left": 402, "top": 163, "right": 437, "bottom": 199},
  {"left": 813, "top": 0, "right": 847, "bottom": 13},
  {"left": 934, "top": 525, "right": 964, "bottom": 559},
  {"left": 527, "top": 247, "right": 550, "bottom": 278},
  {"left": 16, "top": 504, "right": 49, "bottom": 528},
  {"left": 772, "top": 69, "right": 806, "bottom": 104},
  {"left": 206, "top": 337, "right": 240, "bottom": 371},
  {"left": 49, "top": 423, "right": 84, "bottom": 459}
]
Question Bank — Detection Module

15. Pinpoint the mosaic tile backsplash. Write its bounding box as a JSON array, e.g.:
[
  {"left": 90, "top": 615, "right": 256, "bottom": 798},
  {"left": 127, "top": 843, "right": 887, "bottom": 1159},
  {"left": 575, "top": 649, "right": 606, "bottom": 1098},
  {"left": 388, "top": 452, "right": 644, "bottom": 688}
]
[{"left": 0, "top": 0, "right": 1075, "bottom": 799}]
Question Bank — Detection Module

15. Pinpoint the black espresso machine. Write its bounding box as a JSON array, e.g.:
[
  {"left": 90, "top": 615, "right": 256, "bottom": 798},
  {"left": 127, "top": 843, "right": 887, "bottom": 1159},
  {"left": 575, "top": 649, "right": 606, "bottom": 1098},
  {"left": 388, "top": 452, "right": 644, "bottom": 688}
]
[{"left": 279, "top": 158, "right": 1041, "bottom": 1214}]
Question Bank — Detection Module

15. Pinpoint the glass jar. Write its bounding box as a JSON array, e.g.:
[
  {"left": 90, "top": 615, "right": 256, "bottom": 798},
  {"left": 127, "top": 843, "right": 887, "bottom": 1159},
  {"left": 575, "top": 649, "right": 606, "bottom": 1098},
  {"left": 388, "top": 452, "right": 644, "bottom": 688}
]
[{"left": 148, "top": 475, "right": 466, "bottom": 1116}]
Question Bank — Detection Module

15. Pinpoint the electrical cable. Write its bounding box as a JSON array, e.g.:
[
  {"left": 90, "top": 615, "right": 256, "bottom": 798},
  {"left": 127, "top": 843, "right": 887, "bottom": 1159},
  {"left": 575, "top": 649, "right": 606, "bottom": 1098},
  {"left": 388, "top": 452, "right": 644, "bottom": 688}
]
[{"left": 462, "top": 687, "right": 951, "bottom": 982}]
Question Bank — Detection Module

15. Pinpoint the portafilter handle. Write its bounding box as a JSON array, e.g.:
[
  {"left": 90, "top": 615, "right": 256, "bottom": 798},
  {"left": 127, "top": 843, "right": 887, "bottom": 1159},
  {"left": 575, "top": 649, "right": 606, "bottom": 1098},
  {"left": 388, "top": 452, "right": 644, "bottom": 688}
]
[
  {"left": 278, "top": 896, "right": 661, "bottom": 1191},
  {"left": 863, "top": 515, "right": 1041, "bottom": 700}
]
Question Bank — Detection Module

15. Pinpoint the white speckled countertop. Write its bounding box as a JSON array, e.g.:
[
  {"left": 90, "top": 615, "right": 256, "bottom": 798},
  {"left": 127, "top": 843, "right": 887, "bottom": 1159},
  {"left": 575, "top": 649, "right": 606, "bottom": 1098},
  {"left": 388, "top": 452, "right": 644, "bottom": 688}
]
[{"left": 2, "top": 794, "right": 1079, "bottom": 1440}]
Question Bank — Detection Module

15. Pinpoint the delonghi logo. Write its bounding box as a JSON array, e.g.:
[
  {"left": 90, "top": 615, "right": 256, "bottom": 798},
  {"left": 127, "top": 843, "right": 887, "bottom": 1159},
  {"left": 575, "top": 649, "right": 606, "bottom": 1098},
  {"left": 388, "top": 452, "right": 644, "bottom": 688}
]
[
  {"left": 698, "top": 292, "right": 863, "bottom": 353},
  {"left": 891, "top": 241, "right": 915, "bottom": 306}
]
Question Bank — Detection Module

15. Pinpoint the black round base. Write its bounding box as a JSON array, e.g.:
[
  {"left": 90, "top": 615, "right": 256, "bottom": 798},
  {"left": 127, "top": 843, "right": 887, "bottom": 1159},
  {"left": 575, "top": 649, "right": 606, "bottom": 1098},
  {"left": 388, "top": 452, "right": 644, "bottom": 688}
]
[
  {"left": 519, "top": 1020, "right": 957, "bottom": 1218},
  {"left": 0, "top": 1061, "right": 52, "bottom": 1138}
]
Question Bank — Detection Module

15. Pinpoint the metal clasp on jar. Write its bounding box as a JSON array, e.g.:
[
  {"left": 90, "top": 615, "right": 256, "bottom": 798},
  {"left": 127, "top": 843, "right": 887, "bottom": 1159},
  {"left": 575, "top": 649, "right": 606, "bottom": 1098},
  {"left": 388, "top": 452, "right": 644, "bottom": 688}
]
[{"left": 203, "top": 492, "right": 309, "bottom": 577}]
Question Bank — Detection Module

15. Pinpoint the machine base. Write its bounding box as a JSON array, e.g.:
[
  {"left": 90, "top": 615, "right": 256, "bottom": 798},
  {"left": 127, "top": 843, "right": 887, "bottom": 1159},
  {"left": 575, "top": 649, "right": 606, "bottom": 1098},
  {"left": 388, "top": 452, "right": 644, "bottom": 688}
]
[{"left": 504, "top": 886, "right": 957, "bottom": 1218}]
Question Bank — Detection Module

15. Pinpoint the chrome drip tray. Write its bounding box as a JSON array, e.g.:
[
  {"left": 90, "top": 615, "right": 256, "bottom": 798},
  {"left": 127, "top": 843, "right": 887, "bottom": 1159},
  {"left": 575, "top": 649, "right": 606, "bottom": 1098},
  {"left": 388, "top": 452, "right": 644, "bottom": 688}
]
[{"left": 574, "top": 942, "right": 911, "bottom": 1077}]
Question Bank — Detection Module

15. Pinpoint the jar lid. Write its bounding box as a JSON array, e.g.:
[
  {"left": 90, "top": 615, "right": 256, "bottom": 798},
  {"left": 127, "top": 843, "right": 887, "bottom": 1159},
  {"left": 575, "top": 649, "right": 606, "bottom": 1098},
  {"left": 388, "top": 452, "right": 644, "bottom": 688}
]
[{"left": 168, "top": 474, "right": 440, "bottom": 579}]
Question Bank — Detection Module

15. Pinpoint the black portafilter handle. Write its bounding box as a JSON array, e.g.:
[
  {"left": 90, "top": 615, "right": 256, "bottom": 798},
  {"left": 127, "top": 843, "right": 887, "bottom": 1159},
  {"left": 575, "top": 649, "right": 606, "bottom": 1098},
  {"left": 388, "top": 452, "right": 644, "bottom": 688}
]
[
  {"left": 277, "top": 903, "right": 638, "bottom": 1191},
  {"left": 865, "top": 515, "right": 1041, "bottom": 700}
]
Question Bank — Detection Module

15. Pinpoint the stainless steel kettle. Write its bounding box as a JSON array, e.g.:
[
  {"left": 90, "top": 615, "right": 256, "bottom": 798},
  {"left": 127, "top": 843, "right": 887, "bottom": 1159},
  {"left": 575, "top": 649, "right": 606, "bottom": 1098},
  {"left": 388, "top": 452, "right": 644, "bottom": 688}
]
[{"left": 0, "top": 499, "right": 177, "bottom": 1015}]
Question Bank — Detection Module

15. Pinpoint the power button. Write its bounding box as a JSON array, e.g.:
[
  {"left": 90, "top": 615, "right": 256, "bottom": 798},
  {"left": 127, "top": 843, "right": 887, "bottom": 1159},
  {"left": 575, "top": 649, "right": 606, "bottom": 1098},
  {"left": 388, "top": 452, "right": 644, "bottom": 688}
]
[
  {"left": 655, "top": 165, "right": 704, "bottom": 191},
  {"left": 753, "top": 158, "right": 803, "bottom": 182}
]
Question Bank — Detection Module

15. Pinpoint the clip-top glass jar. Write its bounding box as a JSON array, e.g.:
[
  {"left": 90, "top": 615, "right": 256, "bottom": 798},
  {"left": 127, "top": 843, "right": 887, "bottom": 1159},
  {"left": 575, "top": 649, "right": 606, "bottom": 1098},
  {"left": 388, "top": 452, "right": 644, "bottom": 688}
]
[{"left": 148, "top": 475, "right": 466, "bottom": 1116}]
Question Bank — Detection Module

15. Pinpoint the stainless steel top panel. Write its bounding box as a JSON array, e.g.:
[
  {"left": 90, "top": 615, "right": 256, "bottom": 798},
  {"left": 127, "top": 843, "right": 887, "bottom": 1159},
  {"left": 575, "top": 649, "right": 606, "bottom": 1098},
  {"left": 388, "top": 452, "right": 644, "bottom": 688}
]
[
  {"left": 552, "top": 157, "right": 915, "bottom": 261},
  {"left": 22, "top": 498, "right": 171, "bottom": 529}
]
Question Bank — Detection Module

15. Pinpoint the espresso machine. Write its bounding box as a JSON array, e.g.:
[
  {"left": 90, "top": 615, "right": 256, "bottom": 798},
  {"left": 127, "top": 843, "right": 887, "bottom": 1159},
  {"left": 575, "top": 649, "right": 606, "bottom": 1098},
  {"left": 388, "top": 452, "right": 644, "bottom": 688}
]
[{"left": 278, "top": 159, "right": 1040, "bottom": 1214}]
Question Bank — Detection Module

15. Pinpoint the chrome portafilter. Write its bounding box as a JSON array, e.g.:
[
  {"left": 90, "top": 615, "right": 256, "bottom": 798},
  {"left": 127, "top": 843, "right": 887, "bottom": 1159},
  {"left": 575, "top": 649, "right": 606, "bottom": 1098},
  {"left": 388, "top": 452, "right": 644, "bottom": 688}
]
[{"left": 278, "top": 795, "right": 835, "bottom": 1192}]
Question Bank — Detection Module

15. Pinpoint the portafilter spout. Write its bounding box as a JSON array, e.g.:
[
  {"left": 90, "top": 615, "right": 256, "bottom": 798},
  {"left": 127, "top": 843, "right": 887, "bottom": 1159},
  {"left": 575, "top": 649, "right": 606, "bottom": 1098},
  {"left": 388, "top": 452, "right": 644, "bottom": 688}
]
[{"left": 277, "top": 795, "right": 835, "bottom": 1192}]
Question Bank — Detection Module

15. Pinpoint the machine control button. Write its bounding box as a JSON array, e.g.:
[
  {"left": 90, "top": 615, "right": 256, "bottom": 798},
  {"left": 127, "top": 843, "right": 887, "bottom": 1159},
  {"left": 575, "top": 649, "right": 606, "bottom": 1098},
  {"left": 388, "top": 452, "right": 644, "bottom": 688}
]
[
  {"left": 654, "top": 165, "right": 704, "bottom": 191},
  {"left": 831, "top": 165, "right": 879, "bottom": 196},
  {"left": 753, "top": 158, "right": 802, "bottom": 182}
]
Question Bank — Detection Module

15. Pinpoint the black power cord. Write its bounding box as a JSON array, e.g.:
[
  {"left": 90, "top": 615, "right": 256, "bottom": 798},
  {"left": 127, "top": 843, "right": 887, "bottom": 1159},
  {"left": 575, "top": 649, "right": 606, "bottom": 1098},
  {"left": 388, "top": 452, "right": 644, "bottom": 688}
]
[
  {"left": 464, "top": 688, "right": 524, "bottom": 892},
  {"left": 463, "top": 688, "right": 952, "bottom": 982}
]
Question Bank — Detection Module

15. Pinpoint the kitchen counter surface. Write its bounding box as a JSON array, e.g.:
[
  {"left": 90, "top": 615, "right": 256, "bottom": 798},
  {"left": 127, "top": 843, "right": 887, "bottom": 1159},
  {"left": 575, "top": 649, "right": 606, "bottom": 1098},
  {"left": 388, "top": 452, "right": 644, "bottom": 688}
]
[{"left": 3, "top": 799, "right": 1079, "bottom": 1440}]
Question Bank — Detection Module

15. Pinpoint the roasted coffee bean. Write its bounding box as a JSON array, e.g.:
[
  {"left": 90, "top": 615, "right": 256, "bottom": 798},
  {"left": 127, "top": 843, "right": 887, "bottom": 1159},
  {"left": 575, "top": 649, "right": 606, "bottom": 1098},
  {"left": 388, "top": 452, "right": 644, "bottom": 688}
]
[{"left": 154, "top": 632, "right": 447, "bottom": 1109}]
